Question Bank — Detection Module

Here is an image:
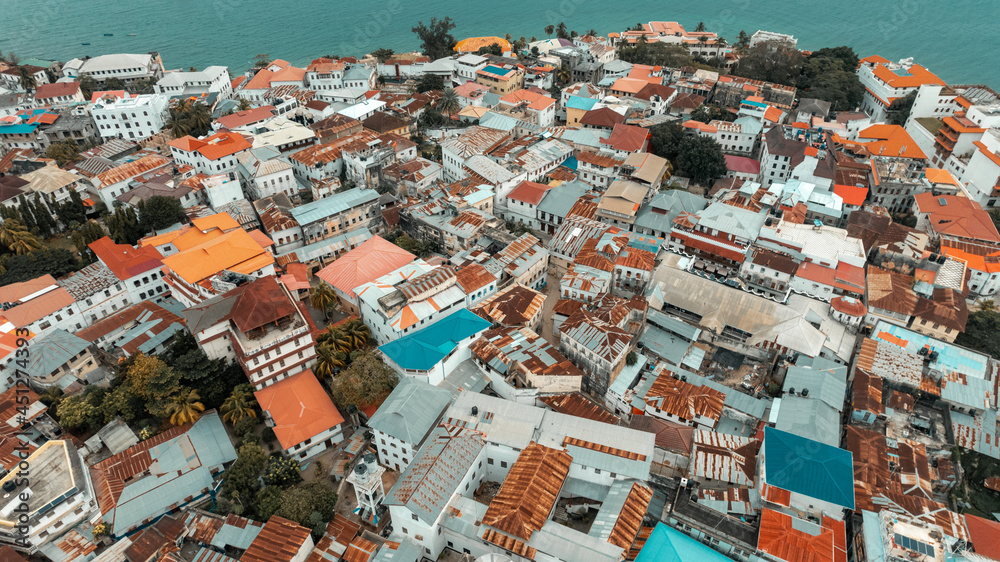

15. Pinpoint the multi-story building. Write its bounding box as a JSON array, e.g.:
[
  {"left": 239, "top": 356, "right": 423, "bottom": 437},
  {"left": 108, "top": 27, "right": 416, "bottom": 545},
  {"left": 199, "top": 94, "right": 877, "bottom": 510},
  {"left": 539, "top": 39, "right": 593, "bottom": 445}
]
[
  {"left": 254, "top": 370, "right": 345, "bottom": 460},
  {"left": 91, "top": 92, "right": 170, "bottom": 142},
  {"left": 358, "top": 263, "right": 497, "bottom": 345},
  {"left": 89, "top": 236, "right": 170, "bottom": 303},
  {"left": 669, "top": 202, "right": 767, "bottom": 268},
  {"left": 440, "top": 126, "right": 512, "bottom": 182},
  {"left": 154, "top": 66, "right": 232, "bottom": 98},
  {"left": 857, "top": 56, "right": 945, "bottom": 122},
  {"left": 160, "top": 228, "right": 275, "bottom": 307},
  {"left": 90, "top": 153, "right": 172, "bottom": 207},
  {"left": 288, "top": 187, "right": 381, "bottom": 245},
  {"left": 367, "top": 378, "right": 452, "bottom": 472},
  {"left": 559, "top": 308, "right": 632, "bottom": 396},
  {"left": 184, "top": 275, "right": 316, "bottom": 389},
  {"left": 475, "top": 63, "right": 525, "bottom": 95},
  {"left": 236, "top": 146, "right": 296, "bottom": 200},
  {"left": 0, "top": 441, "right": 93, "bottom": 555},
  {"left": 0, "top": 275, "right": 81, "bottom": 339},
  {"left": 58, "top": 262, "right": 131, "bottom": 329},
  {"left": 168, "top": 130, "right": 253, "bottom": 176},
  {"left": 34, "top": 81, "right": 86, "bottom": 107},
  {"left": 62, "top": 52, "right": 165, "bottom": 86},
  {"left": 712, "top": 75, "right": 796, "bottom": 110}
]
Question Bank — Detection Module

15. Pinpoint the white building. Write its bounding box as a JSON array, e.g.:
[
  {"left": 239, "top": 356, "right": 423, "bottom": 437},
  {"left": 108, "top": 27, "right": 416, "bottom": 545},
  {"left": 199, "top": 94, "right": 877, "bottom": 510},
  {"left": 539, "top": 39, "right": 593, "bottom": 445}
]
[
  {"left": 155, "top": 66, "right": 232, "bottom": 98},
  {"left": 0, "top": 441, "right": 94, "bottom": 555},
  {"left": 168, "top": 130, "right": 253, "bottom": 175},
  {"left": 857, "top": 56, "right": 945, "bottom": 122},
  {"left": 91, "top": 92, "right": 170, "bottom": 141},
  {"left": 749, "top": 30, "right": 798, "bottom": 48},
  {"left": 62, "top": 52, "right": 165, "bottom": 85},
  {"left": 89, "top": 236, "right": 170, "bottom": 304},
  {"left": 237, "top": 146, "right": 297, "bottom": 200},
  {"left": 254, "top": 370, "right": 345, "bottom": 460},
  {"left": 367, "top": 378, "right": 453, "bottom": 472},
  {"left": 203, "top": 173, "right": 245, "bottom": 209},
  {"left": 59, "top": 262, "right": 132, "bottom": 330}
]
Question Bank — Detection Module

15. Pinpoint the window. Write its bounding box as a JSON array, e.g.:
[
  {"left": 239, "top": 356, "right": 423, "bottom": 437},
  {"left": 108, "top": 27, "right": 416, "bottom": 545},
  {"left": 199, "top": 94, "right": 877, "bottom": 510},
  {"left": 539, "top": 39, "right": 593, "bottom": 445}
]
[{"left": 411, "top": 513, "right": 418, "bottom": 521}]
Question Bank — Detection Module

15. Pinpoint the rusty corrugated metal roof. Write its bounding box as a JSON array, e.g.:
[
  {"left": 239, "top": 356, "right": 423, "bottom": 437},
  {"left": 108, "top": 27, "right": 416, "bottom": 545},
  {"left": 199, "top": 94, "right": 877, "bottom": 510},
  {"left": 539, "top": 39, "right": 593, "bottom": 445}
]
[{"left": 482, "top": 442, "right": 572, "bottom": 540}]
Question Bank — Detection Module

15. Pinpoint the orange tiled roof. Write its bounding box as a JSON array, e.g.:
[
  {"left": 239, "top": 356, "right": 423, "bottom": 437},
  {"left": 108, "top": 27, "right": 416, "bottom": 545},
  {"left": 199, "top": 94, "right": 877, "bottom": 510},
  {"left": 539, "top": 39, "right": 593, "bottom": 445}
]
[
  {"left": 0, "top": 275, "right": 75, "bottom": 328},
  {"left": 913, "top": 193, "right": 1000, "bottom": 242},
  {"left": 315, "top": 235, "right": 415, "bottom": 299},
  {"left": 454, "top": 36, "right": 512, "bottom": 53},
  {"left": 254, "top": 370, "right": 344, "bottom": 451},
  {"left": 160, "top": 228, "right": 273, "bottom": 284},
  {"left": 871, "top": 62, "right": 944, "bottom": 89},
  {"left": 857, "top": 124, "right": 926, "bottom": 160},
  {"left": 757, "top": 508, "right": 839, "bottom": 562},
  {"left": 168, "top": 131, "right": 252, "bottom": 161},
  {"left": 242, "top": 516, "right": 313, "bottom": 562}
]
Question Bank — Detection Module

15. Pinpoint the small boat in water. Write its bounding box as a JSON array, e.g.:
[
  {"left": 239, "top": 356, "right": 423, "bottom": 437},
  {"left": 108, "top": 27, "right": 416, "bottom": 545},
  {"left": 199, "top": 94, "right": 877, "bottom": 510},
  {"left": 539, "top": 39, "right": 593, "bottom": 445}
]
[
  {"left": 82, "top": 42, "right": 91, "bottom": 45},
  {"left": 104, "top": 33, "right": 113, "bottom": 36},
  {"left": 127, "top": 33, "right": 136, "bottom": 36}
]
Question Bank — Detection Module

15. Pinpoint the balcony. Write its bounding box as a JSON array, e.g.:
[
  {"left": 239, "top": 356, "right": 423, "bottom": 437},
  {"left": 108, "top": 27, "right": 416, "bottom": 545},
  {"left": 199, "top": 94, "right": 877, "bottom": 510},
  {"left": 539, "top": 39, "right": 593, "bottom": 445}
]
[{"left": 233, "top": 316, "right": 309, "bottom": 359}]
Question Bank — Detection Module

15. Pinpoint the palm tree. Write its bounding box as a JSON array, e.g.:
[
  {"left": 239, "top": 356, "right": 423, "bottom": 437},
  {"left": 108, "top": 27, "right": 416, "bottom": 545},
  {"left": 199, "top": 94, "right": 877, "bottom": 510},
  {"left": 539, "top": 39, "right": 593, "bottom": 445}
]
[
  {"left": 187, "top": 103, "right": 212, "bottom": 136},
  {"left": 587, "top": 29, "right": 598, "bottom": 37},
  {"left": 237, "top": 98, "right": 252, "bottom": 111},
  {"left": 544, "top": 25, "right": 554, "bottom": 38},
  {"left": 314, "top": 343, "right": 346, "bottom": 378},
  {"left": 166, "top": 389, "right": 205, "bottom": 426},
  {"left": 17, "top": 66, "right": 37, "bottom": 91},
  {"left": 342, "top": 319, "right": 371, "bottom": 350},
  {"left": 221, "top": 386, "right": 257, "bottom": 424},
  {"left": 556, "top": 64, "right": 571, "bottom": 84},
  {"left": 310, "top": 282, "right": 339, "bottom": 320},
  {"left": 326, "top": 327, "right": 353, "bottom": 353},
  {"left": 977, "top": 299, "right": 997, "bottom": 312},
  {"left": 695, "top": 22, "right": 707, "bottom": 32},
  {"left": 0, "top": 219, "right": 41, "bottom": 255},
  {"left": 439, "top": 88, "right": 460, "bottom": 115}
]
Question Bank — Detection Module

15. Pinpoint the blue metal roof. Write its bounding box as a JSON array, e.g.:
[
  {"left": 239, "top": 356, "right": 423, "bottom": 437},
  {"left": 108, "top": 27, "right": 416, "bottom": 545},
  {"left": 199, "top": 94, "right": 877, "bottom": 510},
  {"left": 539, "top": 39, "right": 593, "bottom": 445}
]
[
  {"left": 379, "top": 309, "right": 491, "bottom": 371},
  {"left": 561, "top": 155, "right": 578, "bottom": 170},
  {"left": 636, "top": 523, "right": 737, "bottom": 562},
  {"left": 0, "top": 123, "right": 40, "bottom": 135},
  {"left": 763, "top": 426, "right": 855, "bottom": 510},
  {"left": 566, "top": 96, "right": 599, "bottom": 111}
]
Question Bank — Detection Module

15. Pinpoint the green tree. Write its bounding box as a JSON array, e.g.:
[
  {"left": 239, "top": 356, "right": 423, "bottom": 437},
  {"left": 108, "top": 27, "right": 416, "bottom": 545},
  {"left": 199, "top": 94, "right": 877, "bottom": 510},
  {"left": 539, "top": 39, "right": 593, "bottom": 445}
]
[
  {"left": 341, "top": 318, "right": 371, "bottom": 350},
  {"left": 124, "top": 353, "right": 182, "bottom": 419},
  {"left": 419, "top": 107, "right": 446, "bottom": 128},
  {"left": 59, "top": 190, "right": 89, "bottom": 226},
  {"left": 415, "top": 73, "right": 444, "bottom": 93},
  {"left": 221, "top": 384, "right": 258, "bottom": 425},
  {"left": 32, "top": 194, "right": 56, "bottom": 236},
  {"left": 252, "top": 54, "right": 272, "bottom": 69},
  {"left": 545, "top": 25, "right": 555, "bottom": 38},
  {"left": 72, "top": 220, "right": 106, "bottom": 262},
  {"left": 275, "top": 481, "right": 338, "bottom": 535},
  {"left": 695, "top": 22, "right": 707, "bottom": 32},
  {"left": 735, "top": 30, "right": 750, "bottom": 51},
  {"left": 677, "top": 136, "right": 727, "bottom": 184},
  {"left": 16, "top": 66, "right": 37, "bottom": 91},
  {"left": 371, "top": 48, "right": 395, "bottom": 62},
  {"left": 438, "top": 88, "right": 460, "bottom": 114},
  {"left": 17, "top": 195, "right": 36, "bottom": 231},
  {"left": 78, "top": 74, "right": 99, "bottom": 99},
  {"left": 237, "top": 98, "right": 252, "bottom": 111},
  {"left": 100, "top": 384, "right": 144, "bottom": 423},
  {"left": 887, "top": 91, "right": 918, "bottom": 126},
  {"left": 412, "top": 17, "right": 458, "bottom": 61},
  {"left": 477, "top": 43, "right": 503, "bottom": 56},
  {"left": 617, "top": 42, "right": 695, "bottom": 68},
  {"left": 732, "top": 41, "right": 803, "bottom": 86},
  {"left": 0, "top": 248, "right": 79, "bottom": 285},
  {"left": 955, "top": 310, "right": 1000, "bottom": 360},
  {"left": 314, "top": 343, "right": 347, "bottom": 379},
  {"left": 0, "top": 219, "right": 42, "bottom": 256},
  {"left": 103, "top": 77, "right": 125, "bottom": 91},
  {"left": 166, "top": 388, "right": 206, "bottom": 426},
  {"left": 328, "top": 350, "right": 399, "bottom": 409},
  {"left": 139, "top": 195, "right": 187, "bottom": 231},
  {"left": 626, "top": 351, "right": 638, "bottom": 366},
  {"left": 555, "top": 22, "right": 569, "bottom": 39},
  {"left": 264, "top": 456, "right": 303, "bottom": 487},
  {"left": 648, "top": 122, "right": 685, "bottom": 164},
  {"left": 46, "top": 140, "right": 81, "bottom": 167},
  {"left": 310, "top": 282, "right": 339, "bottom": 320},
  {"left": 106, "top": 206, "right": 145, "bottom": 244},
  {"left": 55, "top": 394, "right": 99, "bottom": 430},
  {"left": 222, "top": 441, "right": 267, "bottom": 509}
]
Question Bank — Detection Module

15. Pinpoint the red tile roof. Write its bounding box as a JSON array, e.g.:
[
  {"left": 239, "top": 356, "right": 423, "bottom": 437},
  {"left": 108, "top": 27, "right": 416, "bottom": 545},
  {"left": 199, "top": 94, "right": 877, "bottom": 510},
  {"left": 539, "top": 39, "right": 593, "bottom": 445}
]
[
  {"left": 506, "top": 180, "right": 552, "bottom": 205},
  {"left": 254, "top": 371, "right": 344, "bottom": 451},
  {"left": 0, "top": 274, "right": 76, "bottom": 328},
  {"left": 315, "top": 235, "right": 415, "bottom": 300},
  {"left": 215, "top": 105, "right": 276, "bottom": 129},
  {"left": 599, "top": 123, "right": 650, "bottom": 153},
  {"left": 757, "top": 508, "right": 840, "bottom": 562},
  {"left": 724, "top": 155, "right": 761, "bottom": 175},
  {"left": 89, "top": 236, "right": 165, "bottom": 281},
  {"left": 913, "top": 193, "right": 1000, "bottom": 242},
  {"left": 168, "top": 131, "right": 252, "bottom": 161},
  {"left": 966, "top": 514, "right": 1000, "bottom": 560},
  {"left": 34, "top": 81, "right": 81, "bottom": 100},
  {"left": 857, "top": 125, "right": 926, "bottom": 160}
]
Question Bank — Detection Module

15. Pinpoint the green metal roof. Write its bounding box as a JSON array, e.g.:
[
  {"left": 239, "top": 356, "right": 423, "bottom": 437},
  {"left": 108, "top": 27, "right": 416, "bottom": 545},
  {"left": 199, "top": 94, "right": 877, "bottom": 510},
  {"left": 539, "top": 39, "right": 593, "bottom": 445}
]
[
  {"left": 378, "top": 309, "right": 491, "bottom": 371},
  {"left": 26, "top": 329, "right": 91, "bottom": 378},
  {"left": 763, "top": 426, "right": 855, "bottom": 510},
  {"left": 636, "top": 523, "right": 737, "bottom": 562}
]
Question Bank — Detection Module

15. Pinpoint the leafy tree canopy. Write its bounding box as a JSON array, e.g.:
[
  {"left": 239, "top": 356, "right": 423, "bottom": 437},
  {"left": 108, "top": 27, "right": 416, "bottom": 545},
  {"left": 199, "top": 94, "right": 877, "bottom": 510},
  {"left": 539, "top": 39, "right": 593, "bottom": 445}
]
[{"left": 412, "top": 17, "right": 457, "bottom": 61}]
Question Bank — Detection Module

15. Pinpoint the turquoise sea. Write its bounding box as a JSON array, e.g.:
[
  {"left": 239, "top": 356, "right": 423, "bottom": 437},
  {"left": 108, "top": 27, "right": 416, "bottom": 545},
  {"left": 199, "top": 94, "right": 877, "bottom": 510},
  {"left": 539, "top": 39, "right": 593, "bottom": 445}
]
[{"left": 2, "top": 0, "right": 998, "bottom": 88}]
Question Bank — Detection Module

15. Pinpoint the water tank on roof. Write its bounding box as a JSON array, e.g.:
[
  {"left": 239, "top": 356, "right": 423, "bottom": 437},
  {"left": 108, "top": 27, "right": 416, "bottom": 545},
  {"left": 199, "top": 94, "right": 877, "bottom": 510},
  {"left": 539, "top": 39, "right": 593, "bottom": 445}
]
[
  {"left": 801, "top": 388, "right": 809, "bottom": 397},
  {"left": 354, "top": 464, "right": 367, "bottom": 476},
  {"left": 364, "top": 452, "right": 377, "bottom": 464},
  {"left": 788, "top": 388, "right": 795, "bottom": 395},
  {"left": 471, "top": 406, "right": 479, "bottom": 416}
]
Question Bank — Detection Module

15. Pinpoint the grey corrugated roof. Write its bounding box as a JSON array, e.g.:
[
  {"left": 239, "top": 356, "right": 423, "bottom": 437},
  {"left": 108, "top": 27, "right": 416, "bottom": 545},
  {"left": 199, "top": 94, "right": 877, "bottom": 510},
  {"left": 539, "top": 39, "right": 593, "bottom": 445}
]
[
  {"left": 634, "top": 190, "right": 707, "bottom": 233},
  {"left": 289, "top": 188, "right": 379, "bottom": 226},
  {"left": 692, "top": 203, "right": 767, "bottom": 241},
  {"left": 774, "top": 396, "right": 841, "bottom": 447},
  {"left": 782, "top": 365, "right": 848, "bottom": 412},
  {"left": 536, "top": 180, "right": 592, "bottom": 218},
  {"left": 367, "top": 378, "right": 452, "bottom": 445},
  {"left": 26, "top": 329, "right": 91, "bottom": 378}
]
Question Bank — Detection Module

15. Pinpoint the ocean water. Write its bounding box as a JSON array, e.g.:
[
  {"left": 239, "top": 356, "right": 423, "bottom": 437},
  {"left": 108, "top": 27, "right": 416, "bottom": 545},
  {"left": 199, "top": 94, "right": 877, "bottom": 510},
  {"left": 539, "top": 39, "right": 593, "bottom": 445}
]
[{"left": 2, "top": 0, "right": 998, "bottom": 88}]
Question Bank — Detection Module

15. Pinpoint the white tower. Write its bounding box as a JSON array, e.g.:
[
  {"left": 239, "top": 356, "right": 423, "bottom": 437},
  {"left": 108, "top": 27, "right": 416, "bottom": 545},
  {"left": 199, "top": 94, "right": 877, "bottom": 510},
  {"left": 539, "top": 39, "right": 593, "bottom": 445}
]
[{"left": 346, "top": 453, "right": 386, "bottom": 525}]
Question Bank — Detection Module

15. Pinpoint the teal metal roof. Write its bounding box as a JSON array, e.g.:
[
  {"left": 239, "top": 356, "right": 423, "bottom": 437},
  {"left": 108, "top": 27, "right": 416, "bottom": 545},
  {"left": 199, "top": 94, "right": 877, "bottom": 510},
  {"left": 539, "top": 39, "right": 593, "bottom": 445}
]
[
  {"left": 763, "top": 426, "right": 855, "bottom": 510},
  {"left": 378, "top": 309, "right": 491, "bottom": 371},
  {"left": 636, "top": 523, "right": 737, "bottom": 562},
  {"left": 566, "top": 96, "right": 599, "bottom": 111},
  {"left": 26, "top": 329, "right": 91, "bottom": 378},
  {"left": 289, "top": 188, "right": 379, "bottom": 226},
  {"left": 368, "top": 378, "right": 452, "bottom": 444}
]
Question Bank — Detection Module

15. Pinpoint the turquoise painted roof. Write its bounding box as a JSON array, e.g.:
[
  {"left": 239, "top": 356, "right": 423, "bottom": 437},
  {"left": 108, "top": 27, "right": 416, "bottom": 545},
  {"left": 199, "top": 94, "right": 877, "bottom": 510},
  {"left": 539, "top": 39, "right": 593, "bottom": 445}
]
[
  {"left": 763, "top": 426, "right": 855, "bottom": 510},
  {"left": 378, "top": 308, "right": 491, "bottom": 371},
  {"left": 566, "top": 96, "right": 599, "bottom": 111},
  {"left": 636, "top": 523, "right": 736, "bottom": 562}
]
